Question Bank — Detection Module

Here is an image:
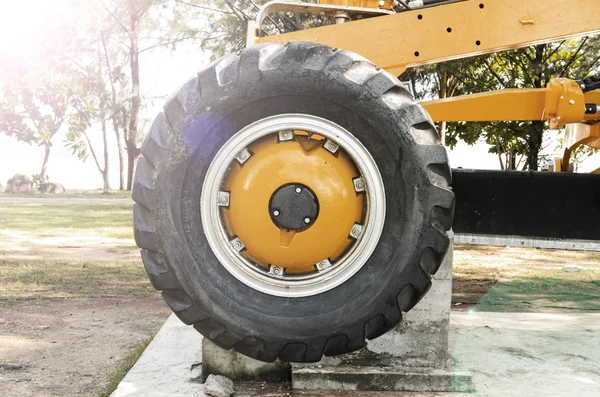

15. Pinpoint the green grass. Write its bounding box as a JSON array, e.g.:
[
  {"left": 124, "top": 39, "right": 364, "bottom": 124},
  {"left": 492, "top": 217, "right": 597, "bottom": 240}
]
[
  {"left": 469, "top": 276, "right": 600, "bottom": 312},
  {"left": 453, "top": 245, "right": 600, "bottom": 312},
  {"left": 0, "top": 258, "right": 153, "bottom": 303},
  {"left": 0, "top": 190, "right": 132, "bottom": 199},
  {"left": 0, "top": 203, "right": 132, "bottom": 238},
  {"left": 96, "top": 337, "right": 153, "bottom": 397},
  {"left": 106, "top": 245, "right": 139, "bottom": 254}
]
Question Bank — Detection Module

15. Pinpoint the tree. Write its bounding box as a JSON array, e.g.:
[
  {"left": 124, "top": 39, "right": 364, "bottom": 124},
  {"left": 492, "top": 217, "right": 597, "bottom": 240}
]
[
  {"left": 0, "top": 61, "right": 94, "bottom": 180},
  {"left": 183, "top": 0, "right": 319, "bottom": 59},
  {"left": 403, "top": 60, "right": 468, "bottom": 145},
  {"left": 101, "top": 0, "right": 208, "bottom": 190},
  {"left": 406, "top": 37, "right": 600, "bottom": 170},
  {"left": 100, "top": 33, "right": 127, "bottom": 190},
  {"left": 57, "top": 0, "right": 310, "bottom": 190},
  {"left": 64, "top": 36, "right": 114, "bottom": 192}
]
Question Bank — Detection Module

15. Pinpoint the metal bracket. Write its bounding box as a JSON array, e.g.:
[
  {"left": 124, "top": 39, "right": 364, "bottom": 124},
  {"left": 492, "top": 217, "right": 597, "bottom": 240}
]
[{"left": 247, "top": 1, "right": 395, "bottom": 47}]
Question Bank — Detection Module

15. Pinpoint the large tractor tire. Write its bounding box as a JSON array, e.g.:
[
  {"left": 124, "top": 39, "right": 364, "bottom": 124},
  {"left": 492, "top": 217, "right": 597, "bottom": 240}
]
[{"left": 132, "top": 42, "right": 454, "bottom": 363}]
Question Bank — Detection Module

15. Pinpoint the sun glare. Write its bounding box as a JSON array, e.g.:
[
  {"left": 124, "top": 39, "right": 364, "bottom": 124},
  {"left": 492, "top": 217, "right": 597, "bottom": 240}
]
[{"left": 0, "top": 0, "right": 72, "bottom": 57}]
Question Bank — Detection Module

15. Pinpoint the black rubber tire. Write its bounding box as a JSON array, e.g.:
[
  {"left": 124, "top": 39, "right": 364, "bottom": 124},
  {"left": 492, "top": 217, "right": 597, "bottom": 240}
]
[{"left": 132, "top": 42, "right": 454, "bottom": 363}]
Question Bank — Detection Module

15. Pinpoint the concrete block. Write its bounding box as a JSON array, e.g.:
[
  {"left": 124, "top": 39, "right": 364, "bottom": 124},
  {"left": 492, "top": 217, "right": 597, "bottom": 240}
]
[
  {"left": 201, "top": 339, "right": 290, "bottom": 382},
  {"left": 292, "top": 233, "right": 472, "bottom": 392},
  {"left": 293, "top": 366, "right": 474, "bottom": 393},
  {"left": 111, "top": 314, "right": 204, "bottom": 397}
]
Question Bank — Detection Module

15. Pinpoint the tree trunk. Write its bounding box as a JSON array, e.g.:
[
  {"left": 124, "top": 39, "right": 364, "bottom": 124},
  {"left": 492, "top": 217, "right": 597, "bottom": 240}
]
[
  {"left": 102, "top": 34, "right": 126, "bottom": 191},
  {"left": 437, "top": 71, "right": 448, "bottom": 145},
  {"left": 495, "top": 141, "right": 505, "bottom": 170},
  {"left": 115, "top": 122, "right": 126, "bottom": 190},
  {"left": 82, "top": 119, "right": 110, "bottom": 192},
  {"left": 524, "top": 46, "right": 547, "bottom": 171},
  {"left": 101, "top": 108, "right": 111, "bottom": 192},
  {"left": 508, "top": 148, "right": 516, "bottom": 170},
  {"left": 40, "top": 144, "right": 51, "bottom": 180},
  {"left": 126, "top": 10, "right": 141, "bottom": 191},
  {"left": 526, "top": 121, "right": 545, "bottom": 170},
  {"left": 96, "top": 40, "right": 110, "bottom": 193}
]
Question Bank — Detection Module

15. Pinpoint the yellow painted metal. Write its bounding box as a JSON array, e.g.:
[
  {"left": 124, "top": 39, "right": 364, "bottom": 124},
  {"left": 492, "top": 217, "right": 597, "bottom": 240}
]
[
  {"left": 560, "top": 123, "right": 600, "bottom": 171},
  {"left": 319, "top": 0, "right": 374, "bottom": 7},
  {"left": 422, "top": 78, "right": 593, "bottom": 127},
  {"left": 222, "top": 134, "right": 364, "bottom": 274},
  {"left": 319, "top": 0, "right": 394, "bottom": 9},
  {"left": 256, "top": 0, "right": 600, "bottom": 77},
  {"left": 545, "top": 79, "right": 586, "bottom": 129},
  {"left": 565, "top": 123, "right": 600, "bottom": 150},
  {"left": 422, "top": 89, "right": 547, "bottom": 122},
  {"left": 554, "top": 157, "right": 563, "bottom": 173}
]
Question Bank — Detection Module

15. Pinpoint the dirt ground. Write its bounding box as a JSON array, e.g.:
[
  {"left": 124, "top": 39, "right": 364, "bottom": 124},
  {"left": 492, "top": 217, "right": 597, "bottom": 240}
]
[
  {"left": 0, "top": 297, "right": 170, "bottom": 397},
  {"left": 0, "top": 230, "right": 138, "bottom": 262},
  {"left": 0, "top": 196, "right": 170, "bottom": 396}
]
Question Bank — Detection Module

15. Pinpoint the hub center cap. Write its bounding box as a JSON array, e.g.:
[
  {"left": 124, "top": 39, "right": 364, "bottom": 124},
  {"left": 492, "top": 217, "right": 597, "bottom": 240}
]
[{"left": 270, "top": 184, "right": 319, "bottom": 231}]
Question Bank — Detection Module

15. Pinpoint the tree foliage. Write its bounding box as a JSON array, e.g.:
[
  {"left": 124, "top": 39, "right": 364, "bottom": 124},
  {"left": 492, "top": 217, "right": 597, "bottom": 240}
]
[
  {"left": 0, "top": 60, "right": 95, "bottom": 178},
  {"left": 93, "top": 0, "right": 208, "bottom": 190},
  {"left": 405, "top": 38, "right": 600, "bottom": 170}
]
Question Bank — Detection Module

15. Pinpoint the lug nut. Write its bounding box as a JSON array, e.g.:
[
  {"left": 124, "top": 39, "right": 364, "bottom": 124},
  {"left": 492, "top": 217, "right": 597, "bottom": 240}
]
[
  {"left": 304, "top": 218, "right": 311, "bottom": 224},
  {"left": 295, "top": 187, "right": 302, "bottom": 194},
  {"left": 273, "top": 210, "right": 280, "bottom": 216}
]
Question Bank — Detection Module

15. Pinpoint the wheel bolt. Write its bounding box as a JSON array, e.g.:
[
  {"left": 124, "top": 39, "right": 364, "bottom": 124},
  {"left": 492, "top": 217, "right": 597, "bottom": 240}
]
[
  {"left": 273, "top": 210, "right": 280, "bottom": 217},
  {"left": 295, "top": 187, "right": 302, "bottom": 194},
  {"left": 304, "top": 218, "right": 311, "bottom": 224}
]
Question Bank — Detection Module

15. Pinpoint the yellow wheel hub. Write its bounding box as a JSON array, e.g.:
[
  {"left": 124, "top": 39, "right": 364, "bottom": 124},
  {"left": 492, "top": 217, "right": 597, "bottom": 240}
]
[{"left": 222, "top": 132, "right": 364, "bottom": 274}]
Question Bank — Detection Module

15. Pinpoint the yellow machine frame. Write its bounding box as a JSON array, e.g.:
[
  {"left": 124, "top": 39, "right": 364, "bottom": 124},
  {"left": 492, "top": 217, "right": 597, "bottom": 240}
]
[{"left": 252, "top": 0, "right": 600, "bottom": 170}]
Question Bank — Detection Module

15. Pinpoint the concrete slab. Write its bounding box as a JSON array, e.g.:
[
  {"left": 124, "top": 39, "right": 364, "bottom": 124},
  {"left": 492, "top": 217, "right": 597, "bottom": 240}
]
[
  {"left": 449, "top": 312, "right": 600, "bottom": 397},
  {"left": 114, "top": 313, "right": 600, "bottom": 396},
  {"left": 111, "top": 314, "right": 205, "bottom": 397},
  {"left": 293, "top": 367, "right": 473, "bottom": 392}
]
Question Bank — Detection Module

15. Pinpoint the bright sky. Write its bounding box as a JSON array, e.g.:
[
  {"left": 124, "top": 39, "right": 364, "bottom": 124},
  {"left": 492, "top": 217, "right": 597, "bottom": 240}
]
[
  {"left": 0, "top": 1, "right": 597, "bottom": 189},
  {"left": 0, "top": 0, "right": 208, "bottom": 189},
  {"left": 0, "top": 0, "right": 73, "bottom": 56},
  {"left": 0, "top": 43, "right": 209, "bottom": 189}
]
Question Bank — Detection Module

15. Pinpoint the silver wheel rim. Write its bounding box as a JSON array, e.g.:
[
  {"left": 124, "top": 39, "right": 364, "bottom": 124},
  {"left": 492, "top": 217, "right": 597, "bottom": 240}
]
[{"left": 200, "top": 114, "right": 386, "bottom": 297}]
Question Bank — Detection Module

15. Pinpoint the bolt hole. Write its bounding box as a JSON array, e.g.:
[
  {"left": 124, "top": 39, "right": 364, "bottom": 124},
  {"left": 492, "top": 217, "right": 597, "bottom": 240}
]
[
  {"left": 414, "top": 51, "right": 420, "bottom": 57},
  {"left": 417, "top": 14, "right": 423, "bottom": 20},
  {"left": 479, "top": 3, "right": 484, "bottom": 8},
  {"left": 476, "top": 40, "right": 481, "bottom": 46},
  {"left": 447, "top": 27, "right": 452, "bottom": 33}
]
